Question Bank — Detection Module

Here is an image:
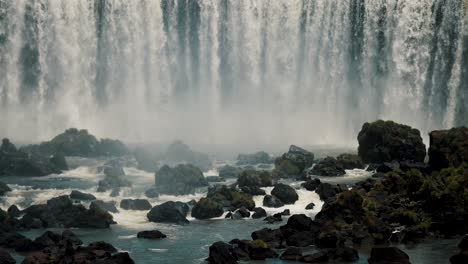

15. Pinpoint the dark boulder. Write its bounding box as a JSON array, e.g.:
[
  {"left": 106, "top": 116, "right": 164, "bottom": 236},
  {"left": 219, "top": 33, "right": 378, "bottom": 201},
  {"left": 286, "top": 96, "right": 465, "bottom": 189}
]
[
  {"left": 0, "top": 248, "right": 15, "bottom": 264},
  {"left": 231, "top": 240, "right": 277, "bottom": 260},
  {"left": 0, "top": 232, "right": 32, "bottom": 251},
  {"left": 357, "top": 120, "right": 426, "bottom": 163},
  {"left": 90, "top": 200, "right": 119, "bottom": 213},
  {"left": 337, "top": 153, "right": 365, "bottom": 169},
  {"left": 284, "top": 214, "right": 317, "bottom": 231},
  {"left": 275, "top": 145, "right": 314, "bottom": 177},
  {"left": 144, "top": 188, "right": 159, "bottom": 198},
  {"left": 0, "top": 182, "right": 11, "bottom": 196},
  {"left": 305, "top": 202, "right": 315, "bottom": 210},
  {"left": 263, "top": 195, "right": 284, "bottom": 208},
  {"left": 191, "top": 198, "right": 224, "bottom": 219},
  {"left": 120, "top": 199, "right": 152, "bottom": 210},
  {"left": 155, "top": 164, "right": 208, "bottom": 195},
  {"left": 147, "top": 201, "right": 190, "bottom": 225},
  {"left": 450, "top": 235, "right": 468, "bottom": 264},
  {"left": 70, "top": 190, "right": 96, "bottom": 201},
  {"left": 281, "top": 209, "right": 290, "bottom": 216},
  {"left": 271, "top": 183, "right": 298, "bottom": 204},
  {"left": 286, "top": 231, "right": 316, "bottom": 247},
  {"left": 235, "top": 207, "right": 250, "bottom": 218},
  {"left": 237, "top": 170, "right": 272, "bottom": 188},
  {"left": 310, "top": 157, "right": 346, "bottom": 176},
  {"left": 429, "top": 128, "right": 468, "bottom": 170},
  {"left": 218, "top": 165, "right": 242, "bottom": 179},
  {"left": 264, "top": 213, "right": 282, "bottom": 224},
  {"left": 302, "top": 251, "right": 329, "bottom": 263},
  {"left": 7, "top": 205, "right": 21, "bottom": 218},
  {"left": 368, "top": 247, "right": 411, "bottom": 264},
  {"left": 280, "top": 247, "right": 303, "bottom": 261},
  {"left": 376, "top": 161, "right": 400, "bottom": 173},
  {"left": 62, "top": 230, "right": 83, "bottom": 246},
  {"left": 207, "top": 185, "right": 255, "bottom": 210},
  {"left": 252, "top": 207, "right": 267, "bottom": 219},
  {"left": 301, "top": 178, "right": 321, "bottom": 191},
  {"left": 240, "top": 186, "right": 266, "bottom": 196},
  {"left": 237, "top": 151, "right": 272, "bottom": 165},
  {"left": 137, "top": 230, "right": 166, "bottom": 239},
  {"left": 208, "top": 241, "right": 238, "bottom": 264},
  {"left": 315, "top": 183, "right": 346, "bottom": 203}
]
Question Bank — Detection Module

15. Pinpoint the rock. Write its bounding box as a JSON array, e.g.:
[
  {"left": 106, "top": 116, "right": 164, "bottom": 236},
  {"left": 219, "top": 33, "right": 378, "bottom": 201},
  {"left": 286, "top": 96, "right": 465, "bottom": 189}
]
[
  {"left": 315, "top": 183, "right": 346, "bottom": 203},
  {"left": 252, "top": 207, "right": 267, "bottom": 219},
  {"left": 7, "top": 205, "right": 21, "bottom": 218},
  {"left": 208, "top": 241, "right": 238, "bottom": 264},
  {"left": 301, "top": 178, "right": 321, "bottom": 191},
  {"left": 104, "top": 166, "right": 125, "bottom": 178},
  {"left": 90, "top": 200, "right": 119, "bottom": 213},
  {"left": 329, "top": 247, "right": 359, "bottom": 262},
  {"left": 120, "top": 199, "right": 152, "bottom": 210},
  {"left": 357, "top": 120, "right": 426, "bottom": 163},
  {"left": 206, "top": 176, "right": 225, "bottom": 183},
  {"left": 237, "top": 170, "right": 272, "bottom": 188},
  {"left": 237, "top": 151, "right": 272, "bottom": 165},
  {"left": 21, "top": 195, "right": 114, "bottom": 228},
  {"left": 137, "top": 230, "right": 167, "bottom": 239},
  {"left": 147, "top": 201, "right": 190, "bottom": 225},
  {"left": 207, "top": 185, "right": 255, "bottom": 210},
  {"left": 0, "top": 182, "right": 11, "bottom": 196},
  {"left": 280, "top": 247, "right": 303, "bottom": 261},
  {"left": 62, "top": 230, "right": 82, "bottom": 246},
  {"left": 218, "top": 165, "right": 242, "bottom": 179},
  {"left": 275, "top": 145, "right": 315, "bottom": 177},
  {"left": 450, "top": 235, "right": 468, "bottom": 264},
  {"left": 98, "top": 138, "right": 130, "bottom": 156},
  {"left": 284, "top": 214, "right": 316, "bottom": 231},
  {"left": 70, "top": 190, "right": 96, "bottom": 201},
  {"left": 286, "top": 231, "right": 315, "bottom": 247},
  {"left": 191, "top": 198, "right": 224, "bottom": 219},
  {"left": 240, "top": 186, "right": 266, "bottom": 196},
  {"left": 49, "top": 153, "right": 68, "bottom": 171},
  {"left": 0, "top": 248, "right": 15, "bottom": 264},
  {"left": 0, "top": 232, "right": 32, "bottom": 251},
  {"left": 263, "top": 195, "right": 284, "bottom": 208},
  {"left": 271, "top": 183, "right": 298, "bottom": 204},
  {"left": 376, "top": 161, "right": 400, "bottom": 173},
  {"left": 98, "top": 166, "right": 131, "bottom": 193},
  {"left": 305, "top": 202, "right": 315, "bottom": 210},
  {"left": 163, "top": 140, "right": 212, "bottom": 171},
  {"left": 368, "top": 247, "right": 411, "bottom": 264},
  {"left": 231, "top": 240, "right": 277, "bottom": 260},
  {"left": 429, "top": 128, "right": 468, "bottom": 170},
  {"left": 251, "top": 228, "right": 283, "bottom": 248},
  {"left": 264, "top": 214, "right": 282, "bottom": 223},
  {"left": 134, "top": 147, "right": 158, "bottom": 172},
  {"left": 110, "top": 188, "right": 120, "bottom": 197},
  {"left": 235, "top": 207, "right": 250, "bottom": 218},
  {"left": 155, "top": 164, "right": 208, "bottom": 195},
  {"left": 302, "top": 251, "right": 329, "bottom": 263},
  {"left": 310, "top": 157, "right": 346, "bottom": 176},
  {"left": 337, "top": 153, "right": 365, "bottom": 169},
  {"left": 144, "top": 188, "right": 159, "bottom": 198}
]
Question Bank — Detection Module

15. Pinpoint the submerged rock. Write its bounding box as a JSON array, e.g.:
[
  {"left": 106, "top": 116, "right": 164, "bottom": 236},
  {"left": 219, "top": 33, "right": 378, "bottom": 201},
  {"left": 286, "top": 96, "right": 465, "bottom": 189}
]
[
  {"left": 191, "top": 198, "right": 224, "bottom": 220},
  {"left": 429, "top": 127, "right": 468, "bottom": 170},
  {"left": 70, "top": 190, "right": 96, "bottom": 201},
  {"left": 357, "top": 120, "right": 426, "bottom": 163},
  {"left": 147, "top": 201, "right": 190, "bottom": 225},
  {"left": 155, "top": 164, "right": 208, "bottom": 195},
  {"left": 237, "top": 151, "right": 273, "bottom": 165},
  {"left": 271, "top": 183, "right": 298, "bottom": 204},
  {"left": 137, "top": 230, "right": 167, "bottom": 240},
  {"left": 120, "top": 199, "right": 152, "bottom": 211}
]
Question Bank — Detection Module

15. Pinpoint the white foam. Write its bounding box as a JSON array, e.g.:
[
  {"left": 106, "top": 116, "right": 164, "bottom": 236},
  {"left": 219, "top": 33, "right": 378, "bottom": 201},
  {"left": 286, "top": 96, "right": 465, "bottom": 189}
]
[{"left": 148, "top": 248, "right": 168, "bottom": 253}]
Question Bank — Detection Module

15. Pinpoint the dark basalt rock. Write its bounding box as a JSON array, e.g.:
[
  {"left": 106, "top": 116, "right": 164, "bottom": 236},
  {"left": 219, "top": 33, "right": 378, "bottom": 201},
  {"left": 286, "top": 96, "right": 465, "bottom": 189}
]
[
  {"left": 0, "top": 181, "right": 11, "bottom": 196},
  {"left": 368, "top": 247, "right": 411, "bottom": 264},
  {"left": 208, "top": 241, "right": 238, "bottom": 264},
  {"left": 155, "top": 164, "right": 208, "bottom": 195},
  {"left": 275, "top": 145, "right": 315, "bottom": 177},
  {"left": 262, "top": 195, "right": 284, "bottom": 208},
  {"left": 230, "top": 240, "right": 278, "bottom": 260},
  {"left": 147, "top": 201, "right": 190, "bottom": 225},
  {"left": 301, "top": 178, "right": 321, "bottom": 191},
  {"left": 315, "top": 183, "right": 346, "bottom": 203},
  {"left": 90, "top": 200, "right": 119, "bottom": 213},
  {"left": 310, "top": 157, "right": 346, "bottom": 176},
  {"left": 280, "top": 247, "right": 303, "bottom": 261},
  {"left": 271, "top": 183, "right": 298, "bottom": 204},
  {"left": 7, "top": 205, "right": 21, "bottom": 218},
  {"left": 450, "top": 235, "right": 468, "bottom": 264},
  {"left": 305, "top": 202, "right": 315, "bottom": 210},
  {"left": 264, "top": 213, "right": 282, "bottom": 224},
  {"left": 235, "top": 207, "right": 250, "bottom": 218},
  {"left": 237, "top": 170, "right": 272, "bottom": 188},
  {"left": 237, "top": 151, "right": 273, "bottom": 165},
  {"left": 0, "top": 232, "right": 32, "bottom": 251},
  {"left": 281, "top": 209, "right": 290, "bottom": 216},
  {"left": 357, "top": 120, "right": 426, "bottom": 163},
  {"left": 429, "top": 127, "right": 468, "bottom": 170},
  {"left": 144, "top": 188, "right": 159, "bottom": 198},
  {"left": 218, "top": 165, "right": 242, "bottom": 179},
  {"left": 137, "top": 230, "right": 167, "bottom": 240},
  {"left": 376, "top": 161, "right": 400, "bottom": 173},
  {"left": 70, "top": 190, "right": 96, "bottom": 201},
  {"left": 191, "top": 198, "right": 224, "bottom": 220},
  {"left": 336, "top": 153, "right": 365, "bottom": 169},
  {"left": 0, "top": 247, "right": 15, "bottom": 264},
  {"left": 21, "top": 195, "right": 114, "bottom": 228},
  {"left": 120, "top": 199, "right": 152, "bottom": 211},
  {"left": 207, "top": 185, "right": 255, "bottom": 210},
  {"left": 240, "top": 186, "right": 266, "bottom": 196},
  {"left": 252, "top": 207, "right": 267, "bottom": 219}
]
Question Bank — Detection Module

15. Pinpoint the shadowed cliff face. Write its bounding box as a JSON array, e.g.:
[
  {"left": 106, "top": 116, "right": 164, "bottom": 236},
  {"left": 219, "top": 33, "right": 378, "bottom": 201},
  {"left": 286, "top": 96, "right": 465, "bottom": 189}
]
[{"left": 0, "top": 0, "right": 466, "bottom": 146}]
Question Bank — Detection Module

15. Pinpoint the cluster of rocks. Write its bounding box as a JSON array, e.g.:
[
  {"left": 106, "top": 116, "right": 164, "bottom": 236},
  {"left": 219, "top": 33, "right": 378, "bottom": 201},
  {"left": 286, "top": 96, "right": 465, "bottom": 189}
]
[{"left": 155, "top": 164, "right": 208, "bottom": 195}]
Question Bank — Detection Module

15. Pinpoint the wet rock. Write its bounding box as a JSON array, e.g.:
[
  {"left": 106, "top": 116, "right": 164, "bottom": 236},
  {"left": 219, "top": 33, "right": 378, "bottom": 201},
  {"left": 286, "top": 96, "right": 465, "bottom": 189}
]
[
  {"left": 376, "top": 161, "right": 400, "bottom": 173},
  {"left": 263, "top": 195, "right": 284, "bottom": 208},
  {"left": 147, "top": 201, "right": 190, "bottom": 225},
  {"left": 429, "top": 128, "right": 468, "bottom": 170},
  {"left": 134, "top": 147, "right": 158, "bottom": 172},
  {"left": 0, "top": 248, "right": 15, "bottom": 264},
  {"left": 235, "top": 207, "right": 250, "bottom": 218},
  {"left": 90, "top": 200, "right": 118, "bottom": 213},
  {"left": 305, "top": 202, "right": 315, "bottom": 210},
  {"left": 237, "top": 151, "right": 273, "bottom": 165},
  {"left": 7, "top": 205, "right": 21, "bottom": 218},
  {"left": 104, "top": 166, "right": 125, "bottom": 178},
  {"left": 315, "top": 183, "right": 346, "bottom": 203},
  {"left": 191, "top": 198, "right": 224, "bottom": 220},
  {"left": 357, "top": 120, "right": 426, "bottom": 163},
  {"left": 155, "top": 164, "right": 208, "bottom": 195},
  {"left": 70, "top": 190, "right": 96, "bottom": 201},
  {"left": 252, "top": 207, "right": 267, "bottom": 219},
  {"left": 271, "top": 183, "right": 298, "bottom": 204},
  {"left": 232, "top": 240, "right": 278, "bottom": 260},
  {"left": 302, "top": 251, "right": 329, "bottom": 263},
  {"left": 237, "top": 170, "right": 272, "bottom": 188},
  {"left": 0, "top": 232, "right": 32, "bottom": 251},
  {"left": 137, "top": 230, "right": 167, "bottom": 240},
  {"left": 264, "top": 213, "right": 282, "bottom": 224},
  {"left": 218, "top": 165, "right": 242, "bottom": 179},
  {"left": 61, "top": 230, "right": 82, "bottom": 246},
  {"left": 286, "top": 231, "right": 316, "bottom": 247},
  {"left": 284, "top": 214, "right": 317, "bottom": 231},
  {"left": 450, "top": 235, "right": 468, "bottom": 264},
  {"left": 120, "top": 199, "right": 152, "bottom": 211},
  {"left": 281, "top": 209, "right": 290, "bottom": 216},
  {"left": 301, "top": 178, "right": 321, "bottom": 191},
  {"left": 208, "top": 241, "right": 238, "bottom": 264},
  {"left": 144, "top": 188, "right": 159, "bottom": 198},
  {"left": 368, "top": 247, "right": 411, "bottom": 264},
  {"left": 0, "top": 182, "right": 11, "bottom": 196},
  {"left": 336, "top": 153, "right": 365, "bottom": 170},
  {"left": 98, "top": 166, "right": 131, "bottom": 192},
  {"left": 207, "top": 185, "right": 255, "bottom": 210},
  {"left": 280, "top": 247, "right": 303, "bottom": 261},
  {"left": 240, "top": 186, "right": 266, "bottom": 196},
  {"left": 275, "top": 145, "right": 315, "bottom": 177},
  {"left": 310, "top": 157, "right": 346, "bottom": 176}
]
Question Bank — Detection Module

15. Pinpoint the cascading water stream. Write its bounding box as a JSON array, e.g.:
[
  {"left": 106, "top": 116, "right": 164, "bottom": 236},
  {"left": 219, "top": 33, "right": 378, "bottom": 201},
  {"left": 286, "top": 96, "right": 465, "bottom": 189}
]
[{"left": 0, "top": 0, "right": 466, "bottom": 146}]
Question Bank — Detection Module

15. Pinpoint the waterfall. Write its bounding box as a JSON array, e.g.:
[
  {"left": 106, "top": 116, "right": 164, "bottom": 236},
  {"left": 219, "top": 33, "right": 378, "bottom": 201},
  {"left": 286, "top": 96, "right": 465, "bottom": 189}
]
[{"left": 0, "top": 0, "right": 466, "bottom": 146}]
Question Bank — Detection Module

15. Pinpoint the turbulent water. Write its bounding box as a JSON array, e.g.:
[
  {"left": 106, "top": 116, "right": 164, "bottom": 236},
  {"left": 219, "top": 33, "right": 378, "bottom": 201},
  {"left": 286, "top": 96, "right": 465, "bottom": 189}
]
[{"left": 0, "top": 0, "right": 467, "bottom": 145}]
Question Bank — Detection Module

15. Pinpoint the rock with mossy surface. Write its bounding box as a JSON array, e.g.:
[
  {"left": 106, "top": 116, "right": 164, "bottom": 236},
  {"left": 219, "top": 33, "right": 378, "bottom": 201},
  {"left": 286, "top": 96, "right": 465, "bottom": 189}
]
[
  {"left": 271, "top": 183, "right": 298, "bottom": 204},
  {"left": 192, "top": 198, "right": 224, "bottom": 219},
  {"left": 357, "top": 120, "right": 426, "bottom": 163},
  {"left": 207, "top": 185, "right": 256, "bottom": 210},
  {"left": 275, "top": 145, "right": 314, "bottom": 178},
  {"left": 237, "top": 170, "right": 272, "bottom": 188},
  {"left": 429, "top": 127, "right": 468, "bottom": 170},
  {"left": 147, "top": 201, "right": 190, "bottom": 225},
  {"left": 155, "top": 164, "right": 208, "bottom": 195},
  {"left": 309, "top": 157, "right": 346, "bottom": 176}
]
